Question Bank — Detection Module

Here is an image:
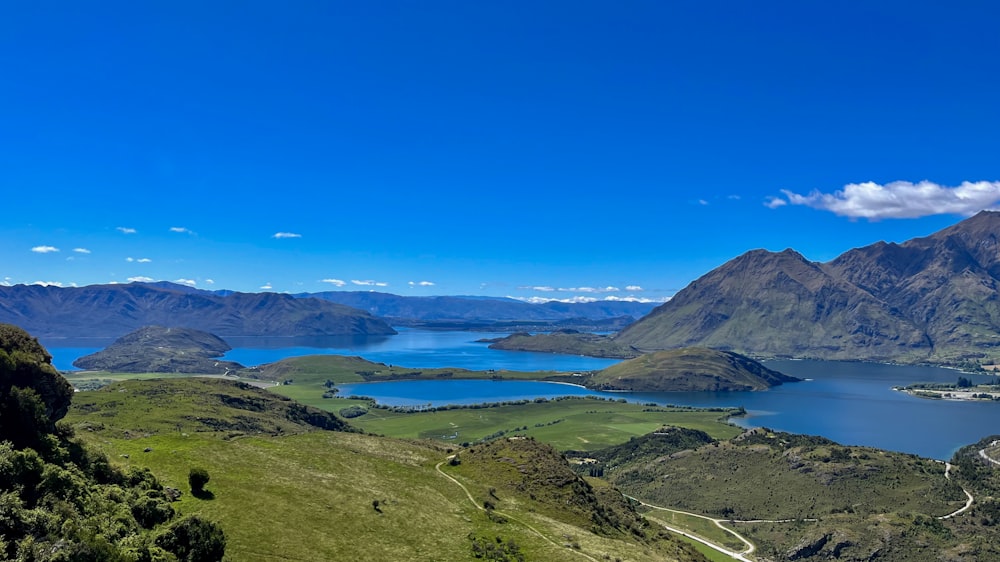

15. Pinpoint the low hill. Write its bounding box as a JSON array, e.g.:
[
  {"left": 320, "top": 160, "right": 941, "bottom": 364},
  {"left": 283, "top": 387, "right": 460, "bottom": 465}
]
[
  {"left": 486, "top": 330, "right": 641, "bottom": 358},
  {"left": 0, "top": 282, "right": 397, "bottom": 338},
  {"left": 73, "top": 325, "right": 245, "bottom": 373},
  {"left": 616, "top": 211, "right": 1000, "bottom": 365},
  {"left": 587, "top": 427, "right": 994, "bottom": 561},
  {"left": 587, "top": 348, "right": 798, "bottom": 392}
]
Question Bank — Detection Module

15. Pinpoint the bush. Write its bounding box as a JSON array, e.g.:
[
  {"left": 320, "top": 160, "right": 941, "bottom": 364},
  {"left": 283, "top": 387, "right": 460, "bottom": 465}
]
[
  {"left": 155, "top": 515, "right": 226, "bottom": 562},
  {"left": 188, "top": 468, "right": 210, "bottom": 494}
]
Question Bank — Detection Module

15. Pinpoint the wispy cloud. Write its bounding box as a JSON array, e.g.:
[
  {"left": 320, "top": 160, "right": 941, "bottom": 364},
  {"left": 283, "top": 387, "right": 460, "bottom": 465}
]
[
  {"left": 117, "top": 226, "right": 137, "bottom": 234},
  {"left": 769, "top": 180, "right": 1000, "bottom": 219},
  {"left": 31, "top": 246, "right": 59, "bottom": 254},
  {"left": 260, "top": 283, "right": 273, "bottom": 290},
  {"left": 273, "top": 232, "right": 302, "bottom": 239},
  {"left": 126, "top": 257, "right": 153, "bottom": 263},
  {"left": 519, "top": 285, "right": 621, "bottom": 293},
  {"left": 205, "top": 279, "right": 215, "bottom": 285},
  {"left": 408, "top": 281, "right": 435, "bottom": 287},
  {"left": 698, "top": 199, "right": 709, "bottom": 205},
  {"left": 1, "top": 277, "right": 10, "bottom": 287},
  {"left": 508, "top": 295, "right": 668, "bottom": 304},
  {"left": 764, "top": 196, "right": 787, "bottom": 209},
  {"left": 625, "top": 285, "right": 644, "bottom": 291},
  {"left": 170, "top": 226, "right": 195, "bottom": 235},
  {"left": 73, "top": 248, "right": 91, "bottom": 254},
  {"left": 31, "top": 281, "right": 63, "bottom": 287},
  {"left": 351, "top": 279, "right": 388, "bottom": 287},
  {"left": 127, "top": 276, "right": 155, "bottom": 283},
  {"left": 322, "top": 279, "right": 347, "bottom": 287},
  {"left": 174, "top": 278, "right": 197, "bottom": 287}
]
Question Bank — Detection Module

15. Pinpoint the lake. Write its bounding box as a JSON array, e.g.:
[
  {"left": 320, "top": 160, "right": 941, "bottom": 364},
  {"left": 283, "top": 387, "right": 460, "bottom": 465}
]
[{"left": 45, "top": 329, "right": 1000, "bottom": 460}]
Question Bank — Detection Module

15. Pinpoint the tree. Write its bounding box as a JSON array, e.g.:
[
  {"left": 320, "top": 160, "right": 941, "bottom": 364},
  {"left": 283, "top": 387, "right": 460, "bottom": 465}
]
[
  {"left": 188, "top": 467, "right": 210, "bottom": 495},
  {"left": 957, "top": 376, "right": 974, "bottom": 388}
]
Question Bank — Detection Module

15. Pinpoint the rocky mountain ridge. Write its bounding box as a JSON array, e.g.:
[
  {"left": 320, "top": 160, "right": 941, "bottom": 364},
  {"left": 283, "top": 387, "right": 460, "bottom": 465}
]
[{"left": 616, "top": 211, "right": 1000, "bottom": 364}]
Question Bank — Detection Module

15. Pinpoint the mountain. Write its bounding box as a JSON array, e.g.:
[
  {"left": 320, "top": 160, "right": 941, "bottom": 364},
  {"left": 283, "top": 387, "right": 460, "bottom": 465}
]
[
  {"left": 0, "top": 283, "right": 397, "bottom": 339},
  {"left": 73, "top": 326, "right": 246, "bottom": 373},
  {"left": 616, "top": 211, "right": 1000, "bottom": 364},
  {"left": 587, "top": 347, "right": 799, "bottom": 392},
  {"left": 298, "top": 290, "right": 657, "bottom": 324}
]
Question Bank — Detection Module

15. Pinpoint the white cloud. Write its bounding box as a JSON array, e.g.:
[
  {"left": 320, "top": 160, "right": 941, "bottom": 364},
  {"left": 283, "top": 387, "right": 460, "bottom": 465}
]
[
  {"left": 351, "top": 279, "right": 388, "bottom": 287},
  {"left": 564, "top": 286, "right": 620, "bottom": 293},
  {"left": 31, "top": 281, "right": 63, "bottom": 287},
  {"left": 273, "top": 232, "right": 302, "bottom": 239},
  {"left": 770, "top": 180, "right": 1000, "bottom": 219},
  {"left": 625, "top": 285, "right": 644, "bottom": 291},
  {"left": 170, "top": 227, "right": 195, "bottom": 235},
  {"left": 117, "top": 227, "right": 137, "bottom": 234},
  {"left": 518, "top": 285, "right": 556, "bottom": 292},
  {"left": 260, "top": 283, "right": 273, "bottom": 290},
  {"left": 127, "top": 276, "right": 155, "bottom": 283},
  {"left": 73, "top": 248, "right": 91, "bottom": 254},
  {"left": 698, "top": 199, "right": 709, "bottom": 205},
  {"left": 507, "top": 295, "right": 668, "bottom": 304},
  {"left": 126, "top": 257, "right": 152, "bottom": 263},
  {"left": 31, "top": 246, "right": 59, "bottom": 253},
  {"left": 1, "top": 277, "right": 10, "bottom": 287},
  {"left": 205, "top": 279, "right": 215, "bottom": 285},
  {"left": 322, "top": 279, "right": 347, "bottom": 287},
  {"left": 408, "top": 280, "right": 435, "bottom": 287},
  {"left": 764, "top": 196, "right": 788, "bottom": 209},
  {"left": 174, "top": 278, "right": 197, "bottom": 287}
]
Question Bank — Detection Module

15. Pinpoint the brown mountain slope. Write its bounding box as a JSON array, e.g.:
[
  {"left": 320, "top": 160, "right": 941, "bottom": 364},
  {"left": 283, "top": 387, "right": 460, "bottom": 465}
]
[
  {"left": 616, "top": 212, "right": 1000, "bottom": 363},
  {"left": 615, "top": 248, "right": 929, "bottom": 361}
]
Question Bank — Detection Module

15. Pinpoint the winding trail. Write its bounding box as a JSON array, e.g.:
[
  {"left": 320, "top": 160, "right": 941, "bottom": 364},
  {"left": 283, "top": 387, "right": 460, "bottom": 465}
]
[
  {"left": 938, "top": 462, "right": 974, "bottom": 520},
  {"left": 435, "top": 458, "right": 600, "bottom": 562},
  {"left": 979, "top": 441, "right": 1000, "bottom": 467},
  {"left": 627, "top": 497, "right": 757, "bottom": 562}
]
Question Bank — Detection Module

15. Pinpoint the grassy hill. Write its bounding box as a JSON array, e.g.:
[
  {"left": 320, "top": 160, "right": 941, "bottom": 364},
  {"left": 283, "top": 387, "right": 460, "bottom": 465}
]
[
  {"left": 587, "top": 348, "right": 799, "bottom": 392},
  {"left": 65, "top": 377, "right": 710, "bottom": 561}
]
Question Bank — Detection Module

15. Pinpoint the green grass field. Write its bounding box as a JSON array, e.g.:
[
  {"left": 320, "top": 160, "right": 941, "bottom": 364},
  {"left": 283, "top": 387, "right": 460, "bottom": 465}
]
[{"left": 344, "top": 397, "right": 742, "bottom": 451}]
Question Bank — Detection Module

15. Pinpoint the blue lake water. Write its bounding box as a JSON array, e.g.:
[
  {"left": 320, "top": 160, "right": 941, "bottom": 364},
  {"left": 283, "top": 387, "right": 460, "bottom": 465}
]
[{"left": 44, "top": 329, "right": 1000, "bottom": 460}]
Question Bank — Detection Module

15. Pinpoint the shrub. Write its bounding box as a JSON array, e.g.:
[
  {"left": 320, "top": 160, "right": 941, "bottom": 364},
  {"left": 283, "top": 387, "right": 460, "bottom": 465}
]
[{"left": 188, "top": 468, "right": 210, "bottom": 494}]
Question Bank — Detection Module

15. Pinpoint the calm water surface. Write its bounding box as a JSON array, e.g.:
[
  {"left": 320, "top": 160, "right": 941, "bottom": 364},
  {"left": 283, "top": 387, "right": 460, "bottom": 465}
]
[{"left": 44, "top": 330, "right": 1000, "bottom": 460}]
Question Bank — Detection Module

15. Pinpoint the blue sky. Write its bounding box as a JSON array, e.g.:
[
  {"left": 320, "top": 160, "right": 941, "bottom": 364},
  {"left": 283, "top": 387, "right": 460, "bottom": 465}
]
[{"left": 3, "top": 1, "right": 999, "bottom": 303}]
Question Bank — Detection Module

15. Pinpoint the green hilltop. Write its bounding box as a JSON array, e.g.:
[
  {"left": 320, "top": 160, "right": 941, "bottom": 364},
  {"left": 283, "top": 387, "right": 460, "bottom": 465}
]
[{"left": 588, "top": 347, "right": 799, "bottom": 392}]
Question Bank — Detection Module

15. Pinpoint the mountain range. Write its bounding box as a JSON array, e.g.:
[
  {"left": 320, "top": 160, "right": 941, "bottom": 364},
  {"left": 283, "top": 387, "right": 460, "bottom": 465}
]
[
  {"left": 0, "top": 283, "right": 397, "bottom": 338},
  {"left": 616, "top": 210, "right": 1000, "bottom": 364}
]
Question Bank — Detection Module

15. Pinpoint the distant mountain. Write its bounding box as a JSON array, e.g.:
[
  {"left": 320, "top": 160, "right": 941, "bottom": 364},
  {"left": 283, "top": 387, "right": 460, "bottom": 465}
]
[
  {"left": 73, "top": 326, "right": 244, "bottom": 373},
  {"left": 587, "top": 348, "right": 799, "bottom": 392},
  {"left": 616, "top": 211, "right": 1000, "bottom": 364},
  {"left": 0, "top": 283, "right": 397, "bottom": 339},
  {"left": 296, "top": 291, "right": 657, "bottom": 324}
]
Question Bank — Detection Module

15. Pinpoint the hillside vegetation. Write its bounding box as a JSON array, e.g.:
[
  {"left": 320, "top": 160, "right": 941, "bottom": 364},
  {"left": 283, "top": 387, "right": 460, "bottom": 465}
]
[
  {"left": 0, "top": 323, "right": 225, "bottom": 561},
  {"left": 583, "top": 426, "right": 1000, "bottom": 561},
  {"left": 587, "top": 348, "right": 799, "bottom": 392}
]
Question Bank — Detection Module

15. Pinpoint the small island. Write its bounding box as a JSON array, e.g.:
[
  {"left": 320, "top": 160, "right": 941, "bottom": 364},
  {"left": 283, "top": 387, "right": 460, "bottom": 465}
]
[
  {"left": 73, "top": 325, "right": 245, "bottom": 374},
  {"left": 484, "top": 329, "right": 641, "bottom": 359}
]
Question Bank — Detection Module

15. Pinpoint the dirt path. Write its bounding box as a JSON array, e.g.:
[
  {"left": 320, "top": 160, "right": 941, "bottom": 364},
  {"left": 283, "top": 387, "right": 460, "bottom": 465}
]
[
  {"left": 626, "top": 496, "right": 758, "bottom": 561},
  {"left": 938, "top": 462, "right": 974, "bottom": 520},
  {"left": 435, "top": 457, "right": 600, "bottom": 562}
]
